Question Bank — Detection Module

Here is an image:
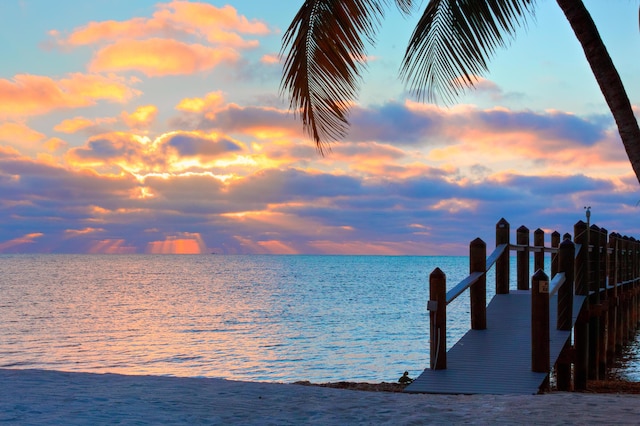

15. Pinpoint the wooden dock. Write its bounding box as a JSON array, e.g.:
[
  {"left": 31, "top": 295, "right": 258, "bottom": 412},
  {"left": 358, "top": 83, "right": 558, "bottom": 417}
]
[
  {"left": 404, "top": 218, "right": 640, "bottom": 395},
  {"left": 405, "top": 292, "right": 586, "bottom": 394}
]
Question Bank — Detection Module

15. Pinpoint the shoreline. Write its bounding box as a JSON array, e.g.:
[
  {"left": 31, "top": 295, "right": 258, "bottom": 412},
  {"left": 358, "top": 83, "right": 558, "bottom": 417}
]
[{"left": 2, "top": 369, "right": 640, "bottom": 425}]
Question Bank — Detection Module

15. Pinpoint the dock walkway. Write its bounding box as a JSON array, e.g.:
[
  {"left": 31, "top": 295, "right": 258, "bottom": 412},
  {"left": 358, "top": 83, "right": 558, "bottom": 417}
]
[{"left": 405, "top": 291, "right": 586, "bottom": 395}]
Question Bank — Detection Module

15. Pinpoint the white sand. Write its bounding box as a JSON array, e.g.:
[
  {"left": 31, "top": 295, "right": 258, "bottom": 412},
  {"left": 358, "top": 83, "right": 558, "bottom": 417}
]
[{"left": 2, "top": 369, "right": 640, "bottom": 425}]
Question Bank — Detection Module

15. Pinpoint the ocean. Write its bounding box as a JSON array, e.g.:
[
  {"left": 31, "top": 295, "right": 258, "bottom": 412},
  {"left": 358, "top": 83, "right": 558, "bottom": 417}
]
[{"left": 1, "top": 254, "right": 638, "bottom": 383}]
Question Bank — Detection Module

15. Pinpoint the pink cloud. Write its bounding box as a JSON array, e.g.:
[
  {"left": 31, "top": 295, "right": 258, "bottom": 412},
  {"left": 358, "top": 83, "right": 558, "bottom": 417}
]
[
  {"left": 0, "top": 233, "right": 44, "bottom": 252},
  {"left": 260, "top": 54, "right": 279, "bottom": 65}
]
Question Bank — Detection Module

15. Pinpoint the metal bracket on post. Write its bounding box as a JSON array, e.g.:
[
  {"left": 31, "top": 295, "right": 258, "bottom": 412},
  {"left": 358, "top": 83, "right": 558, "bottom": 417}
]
[{"left": 427, "top": 300, "right": 438, "bottom": 312}]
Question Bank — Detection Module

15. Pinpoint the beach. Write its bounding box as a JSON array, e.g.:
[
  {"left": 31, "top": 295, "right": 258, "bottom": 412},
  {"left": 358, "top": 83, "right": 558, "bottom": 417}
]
[{"left": 2, "top": 369, "right": 640, "bottom": 425}]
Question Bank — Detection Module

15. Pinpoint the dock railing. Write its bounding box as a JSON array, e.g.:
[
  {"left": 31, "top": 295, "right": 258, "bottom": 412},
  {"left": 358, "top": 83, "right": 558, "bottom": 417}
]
[{"left": 427, "top": 217, "right": 640, "bottom": 391}]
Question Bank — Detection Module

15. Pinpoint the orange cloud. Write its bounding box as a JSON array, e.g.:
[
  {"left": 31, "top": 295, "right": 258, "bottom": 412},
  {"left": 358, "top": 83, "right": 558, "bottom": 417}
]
[
  {"left": 164, "top": 2, "right": 270, "bottom": 35},
  {"left": 176, "top": 91, "right": 225, "bottom": 114},
  {"left": 89, "top": 38, "right": 239, "bottom": 77},
  {"left": 0, "top": 122, "right": 45, "bottom": 149},
  {"left": 44, "top": 137, "right": 68, "bottom": 152},
  {"left": 0, "top": 73, "right": 139, "bottom": 119},
  {"left": 57, "top": 2, "right": 270, "bottom": 49},
  {"left": 122, "top": 105, "right": 158, "bottom": 128},
  {"left": 54, "top": 116, "right": 118, "bottom": 133}
]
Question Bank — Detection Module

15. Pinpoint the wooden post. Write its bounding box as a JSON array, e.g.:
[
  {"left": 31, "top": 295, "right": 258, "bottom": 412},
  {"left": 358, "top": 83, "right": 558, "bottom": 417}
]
[
  {"left": 607, "top": 232, "right": 618, "bottom": 361},
  {"left": 631, "top": 236, "right": 636, "bottom": 331},
  {"left": 517, "top": 226, "right": 530, "bottom": 290},
  {"left": 621, "top": 236, "right": 630, "bottom": 345},
  {"left": 532, "top": 269, "right": 550, "bottom": 374},
  {"left": 429, "top": 268, "right": 447, "bottom": 370},
  {"left": 589, "top": 224, "right": 601, "bottom": 380},
  {"left": 534, "top": 228, "right": 545, "bottom": 272},
  {"left": 573, "top": 220, "right": 589, "bottom": 391},
  {"left": 629, "top": 237, "right": 639, "bottom": 332},
  {"left": 496, "top": 218, "right": 510, "bottom": 295},
  {"left": 470, "top": 238, "right": 487, "bottom": 330},
  {"left": 551, "top": 231, "right": 561, "bottom": 277},
  {"left": 598, "top": 227, "right": 608, "bottom": 378},
  {"left": 557, "top": 239, "right": 576, "bottom": 331},
  {"left": 556, "top": 238, "right": 575, "bottom": 391}
]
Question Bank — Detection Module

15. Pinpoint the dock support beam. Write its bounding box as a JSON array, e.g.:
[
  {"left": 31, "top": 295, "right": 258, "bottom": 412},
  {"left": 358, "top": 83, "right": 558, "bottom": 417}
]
[
  {"left": 556, "top": 238, "right": 575, "bottom": 391},
  {"left": 532, "top": 269, "right": 550, "bottom": 374},
  {"left": 429, "top": 268, "right": 447, "bottom": 370},
  {"left": 496, "top": 219, "right": 510, "bottom": 294},
  {"left": 517, "top": 226, "right": 530, "bottom": 290},
  {"left": 574, "top": 220, "right": 589, "bottom": 391},
  {"left": 470, "top": 238, "right": 486, "bottom": 330}
]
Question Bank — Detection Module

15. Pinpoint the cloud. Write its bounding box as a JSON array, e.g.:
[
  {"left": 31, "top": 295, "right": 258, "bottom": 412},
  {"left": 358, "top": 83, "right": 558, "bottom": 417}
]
[
  {"left": 1, "top": 140, "right": 637, "bottom": 256},
  {"left": 0, "top": 233, "right": 43, "bottom": 252},
  {"left": 260, "top": 54, "right": 279, "bottom": 65},
  {"left": 0, "top": 73, "right": 140, "bottom": 119},
  {"left": 56, "top": 2, "right": 271, "bottom": 48},
  {"left": 187, "top": 102, "right": 303, "bottom": 140},
  {"left": 54, "top": 116, "right": 119, "bottom": 134},
  {"left": 44, "top": 137, "right": 68, "bottom": 152},
  {"left": 162, "top": 132, "right": 243, "bottom": 158},
  {"left": 346, "top": 101, "right": 607, "bottom": 148},
  {"left": 121, "top": 105, "right": 158, "bottom": 129},
  {"left": 89, "top": 39, "right": 239, "bottom": 77},
  {"left": 227, "top": 168, "right": 363, "bottom": 205},
  {"left": 175, "top": 91, "right": 225, "bottom": 114},
  {"left": 0, "top": 122, "right": 46, "bottom": 150},
  {"left": 67, "top": 130, "right": 246, "bottom": 175}
]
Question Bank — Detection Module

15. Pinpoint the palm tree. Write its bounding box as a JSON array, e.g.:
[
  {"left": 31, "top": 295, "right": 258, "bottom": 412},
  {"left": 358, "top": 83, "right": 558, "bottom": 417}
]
[{"left": 280, "top": 0, "right": 640, "bottom": 184}]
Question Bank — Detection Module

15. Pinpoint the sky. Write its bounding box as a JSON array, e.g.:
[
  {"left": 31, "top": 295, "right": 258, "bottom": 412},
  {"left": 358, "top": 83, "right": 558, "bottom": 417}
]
[{"left": 0, "top": 0, "right": 639, "bottom": 255}]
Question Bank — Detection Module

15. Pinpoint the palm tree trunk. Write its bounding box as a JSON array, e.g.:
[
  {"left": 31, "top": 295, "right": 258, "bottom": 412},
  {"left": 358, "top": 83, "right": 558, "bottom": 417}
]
[{"left": 556, "top": 0, "right": 640, "bottom": 185}]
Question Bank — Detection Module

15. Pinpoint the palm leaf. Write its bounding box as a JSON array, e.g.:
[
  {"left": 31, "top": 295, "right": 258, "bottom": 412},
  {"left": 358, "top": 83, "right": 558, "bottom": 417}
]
[
  {"left": 281, "top": 0, "right": 413, "bottom": 152},
  {"left": 400, "top": 0, "right": 536, "bottom": 104}
]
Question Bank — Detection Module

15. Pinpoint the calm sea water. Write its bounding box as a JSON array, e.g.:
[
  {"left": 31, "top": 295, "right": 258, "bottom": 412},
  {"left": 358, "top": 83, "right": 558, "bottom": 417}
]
[{"left": 1, "top": 254, "right": 638, "bottom": 383}]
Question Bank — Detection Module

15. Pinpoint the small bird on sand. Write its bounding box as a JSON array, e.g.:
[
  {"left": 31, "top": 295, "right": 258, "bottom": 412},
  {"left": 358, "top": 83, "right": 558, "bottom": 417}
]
[{"left": 398, "top": 371, "right": 413, "bottom": 384}]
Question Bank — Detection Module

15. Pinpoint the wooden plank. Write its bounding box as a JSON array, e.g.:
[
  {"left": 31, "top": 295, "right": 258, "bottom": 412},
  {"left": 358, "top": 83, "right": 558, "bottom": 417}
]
[{"left": 405, "top": 292, "right": 586, "bottom": 395}]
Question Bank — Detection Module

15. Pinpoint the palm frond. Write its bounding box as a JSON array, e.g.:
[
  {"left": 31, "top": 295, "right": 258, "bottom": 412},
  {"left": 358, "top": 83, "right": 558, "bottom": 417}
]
[
  {"left": 400, "top": 0, "right": 536, "bottom": 104},
  {"left": 280, "top": 0, "right": 391, "bottom": 152}
]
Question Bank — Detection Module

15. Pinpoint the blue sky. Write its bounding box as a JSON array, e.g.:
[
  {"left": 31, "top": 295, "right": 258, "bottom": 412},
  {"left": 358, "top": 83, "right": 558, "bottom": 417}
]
[{"left": 0, "top": 0, "right": 638, "bottom": 254}]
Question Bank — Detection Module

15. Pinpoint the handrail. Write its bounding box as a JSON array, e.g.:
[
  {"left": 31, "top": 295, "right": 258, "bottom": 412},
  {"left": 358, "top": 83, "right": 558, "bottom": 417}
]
[
  {"left": 510, "top": 244, "right": 558, "bottom": 253},
  {"left": 548, "top": 272, "right": 566, "bottom": 297},
  {"left": 445, "top": 243, "right": 507, "bottom": 305},
  {"left": 446, "top": 272, "right": 483, "bottom": 304},
  {"left": 486, "top": 243, "right": 507, "bottom": 270}
]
